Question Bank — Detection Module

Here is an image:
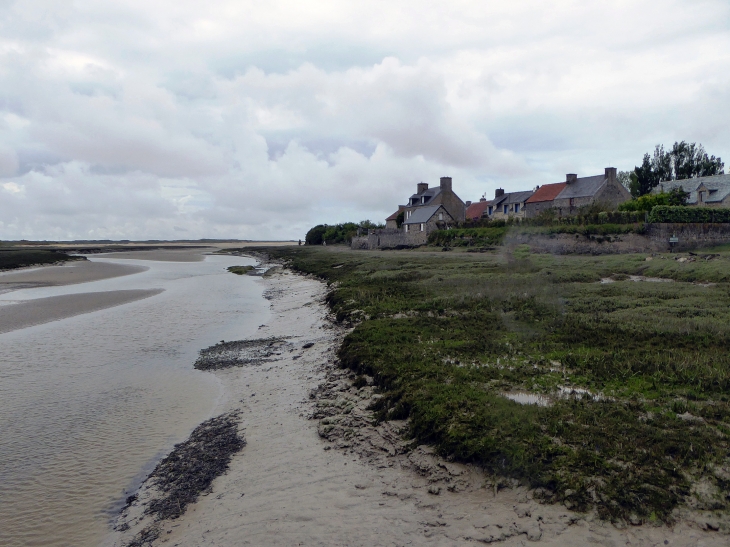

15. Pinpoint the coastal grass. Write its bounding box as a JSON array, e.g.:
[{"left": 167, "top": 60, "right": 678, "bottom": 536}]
[{"left": 247, "top": 245, "right": 730, "bottom": 522}]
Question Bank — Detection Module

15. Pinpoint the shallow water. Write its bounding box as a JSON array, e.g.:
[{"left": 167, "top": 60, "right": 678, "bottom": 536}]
[{"left": 0, "top": 255, "right": 268, "bottom": 547}]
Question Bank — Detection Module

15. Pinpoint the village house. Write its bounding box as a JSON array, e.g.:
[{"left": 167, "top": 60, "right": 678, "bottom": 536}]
[
  {"left": 353, "top": 176, "right": 466, "bottom": 250},
  {"left": 401, "top": 177, "right": 466, "bottom": 224},
  {"left": 653, "top": 174, "right": 730, "bottom": 207},
  {"left": 485, "top": 189, "right": 535, "bottom": 220},
  {"left": 524, "top": 167, "right": 630, "bottom": 217}
]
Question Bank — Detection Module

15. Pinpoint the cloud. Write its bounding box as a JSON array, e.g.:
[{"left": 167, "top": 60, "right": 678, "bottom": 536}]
[{"left": 0, "top": 0, "right": 728, "bottom": 239}]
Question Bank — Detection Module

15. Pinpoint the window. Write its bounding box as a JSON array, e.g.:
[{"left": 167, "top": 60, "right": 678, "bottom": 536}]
[
  {"left": 515, "top": 203, "right": 520, "bottom": 213},
  {"left": 569, "top": 198, "right": 575, "bottom": 208},
  {"left": 488, "top": 206, "right": 493, "bottom": 215},
  {"left": 421, "top": 197, "right": 425, "bottom": 204},
  {"left": 503, "top": 204, "right": 508, "bottom": 214},
  {"left": 420, "top": 223, "right": 424, "bottom": 231},
  {"left": 438, "top": 212, "right": 443, "bottom": 221},
  {"left": 405, "top": 224, "right": 409, "bottom": 232}
]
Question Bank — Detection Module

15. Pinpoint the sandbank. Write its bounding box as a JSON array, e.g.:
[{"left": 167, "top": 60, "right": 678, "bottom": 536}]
[
  {"left": 0, "top": 260, "right": 147, "bottom": 294},
  {"left": 95, "top": 248, "right": 214, "bottom": 262},
  {"left": 0, "top": 289, "right": 163, "bottom": 334},
  {"left": 111, "top": 266, "right": 727, "bottom": 547}
]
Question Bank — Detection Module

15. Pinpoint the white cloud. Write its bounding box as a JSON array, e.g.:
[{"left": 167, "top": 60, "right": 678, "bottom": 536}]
[{"left": 0, "top": 0, "right": 728, "bottom": 239}]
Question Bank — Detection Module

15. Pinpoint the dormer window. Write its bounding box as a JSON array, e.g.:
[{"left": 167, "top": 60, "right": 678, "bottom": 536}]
[{"left": 503, "top": 204, "right": 508, "bottom": 214}]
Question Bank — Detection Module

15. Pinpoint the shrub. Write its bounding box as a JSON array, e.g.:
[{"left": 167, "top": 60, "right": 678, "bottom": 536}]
[{"left": 649, "top": 206, "right": 730, "bottom": 223}]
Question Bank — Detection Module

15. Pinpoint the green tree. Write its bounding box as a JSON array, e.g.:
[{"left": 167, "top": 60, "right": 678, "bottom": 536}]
[
  {"left": 395, "top": 210, "right": 405, "bottom": 228},
  {"left": 631, "top": 142, "right": 725, "bottom": 197}
]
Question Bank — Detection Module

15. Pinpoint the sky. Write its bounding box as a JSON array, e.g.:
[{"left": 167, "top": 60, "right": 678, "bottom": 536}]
[{"left": 0, "top": 0, "right": 728, "bottom": 241}]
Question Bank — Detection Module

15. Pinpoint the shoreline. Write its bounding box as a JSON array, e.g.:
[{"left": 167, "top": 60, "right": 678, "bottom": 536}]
[{"left": 109, "top": 257, "right": 729, "bottom": 546}]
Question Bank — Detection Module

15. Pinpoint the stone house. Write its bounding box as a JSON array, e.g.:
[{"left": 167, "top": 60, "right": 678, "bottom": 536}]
[
  {"left": 524, "top": 167, "right": 630, "bottom": 217},
  {"left": 486, "top": 189, "right": 535, "bottom": 220},
  {"left": 403, "top": 205, "right": 455, "bottom": 240},
  {"left": 653, "top": 174, "right": 730, "bottom": 207},
  {"left": 403, "top": 177, "right": 466, "bottom": 224}
]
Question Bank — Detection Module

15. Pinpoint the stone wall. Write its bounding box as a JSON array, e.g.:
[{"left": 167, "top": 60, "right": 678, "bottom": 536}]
[
  {"left": 350, "top": 228, "right": 429, "bottom": 250},
  {"left": 505, "top": 223, "right": 730, "bottom": 255},
  {"left": 646, "top": 223, "right": 730, "bottom": 251}
]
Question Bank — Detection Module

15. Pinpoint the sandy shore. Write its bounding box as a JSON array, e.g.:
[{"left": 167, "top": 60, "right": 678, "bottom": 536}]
[{"left": 110, "top": 266, "right": 728, "bottom": 547}]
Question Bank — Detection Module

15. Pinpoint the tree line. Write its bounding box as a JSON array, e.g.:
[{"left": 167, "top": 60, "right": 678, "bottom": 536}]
[{"left": 618, "top": 141, "right": 724, "bottom": 198}]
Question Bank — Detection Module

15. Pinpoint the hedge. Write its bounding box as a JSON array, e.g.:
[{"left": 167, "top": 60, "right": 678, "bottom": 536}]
[{"left": 649, "top": 206, "right": 730, "bottom": 223}]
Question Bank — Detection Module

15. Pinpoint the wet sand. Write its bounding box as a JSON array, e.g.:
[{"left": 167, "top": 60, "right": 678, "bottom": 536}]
[
  {"left": 96, "top": 249, "right": 214, "bottom": 262},
  {"left": 0, "top": 289, "right": 164, "bottom": 334},
  {"left": 111, "top": 267, "right": 729, "bottom": 547},
  {"left": 0, "top": 260, "right": 148, "bottom": 293}
]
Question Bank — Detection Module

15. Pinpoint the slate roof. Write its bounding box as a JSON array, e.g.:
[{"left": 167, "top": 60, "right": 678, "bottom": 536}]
[
  {"left": 654, "top": 174, "right": 730, "bottom": 205},
  {"left": 555, "top": 175, "right": 606, "bottom": 199},
  {"left": 409, "top": 187, "right": 442, "bottom": 204},
  {"left": 403, "top": 205, "right": 444, "bottom": 224},
  {"left": 493, "top": 190, "right": 535, "bottom": 206},
  {"left": 466, "top": 200, "right": 490, "bottom": 220},
  {"left": 526, "top": 183, "right": 567, "bottom": 203}
]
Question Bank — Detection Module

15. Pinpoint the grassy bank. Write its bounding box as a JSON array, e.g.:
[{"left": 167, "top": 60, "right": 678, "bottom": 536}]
[
  {"left": 0, "top": 248, "right": 83, "bottom": 270},
  {"left": 249, "top": 246, "right": 730, "bottom": 523}
]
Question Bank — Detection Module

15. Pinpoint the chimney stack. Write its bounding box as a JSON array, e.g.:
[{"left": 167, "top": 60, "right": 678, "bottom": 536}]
[
  {"left": 566, "top": 174, "right": 577, "bottom": 183},
  {"left": 417, "top": 182, "right": 428, "bottom": 194},
  {"left": 440, "top": 177, "right": 452, "bottom": 192},
  {"left": 465, "top": 201, "right": 472, "bottom": 207},
  {"left": 605, "top": 167, "right": 617, "bottom": 182},
  {"left": 480, "top": 197, "right": 486, "bottom": 202},
  {"left": 495, "top": 188, "right": 505, "bottom": 198}
]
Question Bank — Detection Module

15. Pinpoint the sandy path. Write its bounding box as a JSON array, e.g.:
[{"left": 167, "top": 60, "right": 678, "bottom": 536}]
[
  {"left": 111, "top": 269, "right": 727, "bottom": 547},
  {"left": 0, "top": 289, "right": 163, "bottom": 334}
]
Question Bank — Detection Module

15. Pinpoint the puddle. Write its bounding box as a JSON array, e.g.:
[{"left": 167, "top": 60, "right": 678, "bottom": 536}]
[
  {"left": 501, "top": 391, "right": 551, "bottom": 407},
  {"left": 601, "top": 275, "right": 673, "bottom": 284}
]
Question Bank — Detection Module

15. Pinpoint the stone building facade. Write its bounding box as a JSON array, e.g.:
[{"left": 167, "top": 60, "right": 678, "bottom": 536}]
[{"left": 524, "top": 167, "right": 630, "bottom": 217}]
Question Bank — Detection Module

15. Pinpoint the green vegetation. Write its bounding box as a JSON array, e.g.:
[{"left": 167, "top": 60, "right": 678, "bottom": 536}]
[
  {"left": 254, "top": 245, "right": 730, "bottom": 523},
  {"left": 305, "top": 221, "right": 384, "bottom": 245},
  {"left": 0, "top": 248, "right": 82, "bottom": 270},
  {"left": 428, "top": 226, "right": 508, "bottom": 247},
  {"left": 227, "top": 265, "right": 255, "bottom": 275},
  {"left": 619, "top": 189, "right": 689, "bottom": 212},
  {"left": 649, "top": 206, "right": 730, "bottom": 223},
  {"left": 628, "top": 141, "right": 724, "bottom": 197}
]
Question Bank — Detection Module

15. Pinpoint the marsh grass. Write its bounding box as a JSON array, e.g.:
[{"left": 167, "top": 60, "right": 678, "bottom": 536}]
[{"left": 253, "top": 245, "right": 730, "bottom": 522}]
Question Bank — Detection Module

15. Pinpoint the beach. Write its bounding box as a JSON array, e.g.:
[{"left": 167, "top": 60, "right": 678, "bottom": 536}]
[{"left": 110, "top": 257, "right": 728, "bottom": 547}]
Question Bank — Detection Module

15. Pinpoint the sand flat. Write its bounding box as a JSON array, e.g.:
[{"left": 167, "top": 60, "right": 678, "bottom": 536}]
[
  {"left": 0, "top": 260, "right": 147, "bottom": 289},
  {"left": 95, "top": 249, "right": 214, "bottom": 262},
  {"left": 0, "top": 289, "right": 163, "bottom": 334}
]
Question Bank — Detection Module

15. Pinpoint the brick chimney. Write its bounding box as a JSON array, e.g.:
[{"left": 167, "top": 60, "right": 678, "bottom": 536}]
[
  {"left": 566, "top": 174, "right": 577, "bottom": 183},
  {"left": 479, "top": 197, "right": 486, "bottom": 202},
  {"left": 440, "top": 177, "right": 452, "bottom": 192},
  {"left": 495, "top": 188, "right": 505, "bottom": 198},
  {"left": 605, "top": 167, "right": 617, "bottom": 183},
  {"left": 417, "top": 182, "right": 428, "bottom": 194}
]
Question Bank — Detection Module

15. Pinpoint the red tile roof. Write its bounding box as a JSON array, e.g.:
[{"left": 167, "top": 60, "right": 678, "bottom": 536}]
[
  {"left": 465, "top": 200, "right": 490, "bottom": 220},
  {"left": 526, "top": 183, "right": 567, "bottom": 203}
]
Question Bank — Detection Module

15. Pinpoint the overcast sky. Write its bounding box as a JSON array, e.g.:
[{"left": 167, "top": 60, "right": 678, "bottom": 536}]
[{"left": 0, "top": 0, "right": 728, "bottom": 240}]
